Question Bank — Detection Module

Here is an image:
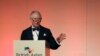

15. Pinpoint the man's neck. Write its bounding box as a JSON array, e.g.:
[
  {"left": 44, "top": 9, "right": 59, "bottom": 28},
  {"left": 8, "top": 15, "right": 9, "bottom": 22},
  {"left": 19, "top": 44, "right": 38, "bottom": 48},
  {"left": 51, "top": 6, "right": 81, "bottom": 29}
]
[{"left": 32, "top": 25, "right": 40, "bottom": 28}]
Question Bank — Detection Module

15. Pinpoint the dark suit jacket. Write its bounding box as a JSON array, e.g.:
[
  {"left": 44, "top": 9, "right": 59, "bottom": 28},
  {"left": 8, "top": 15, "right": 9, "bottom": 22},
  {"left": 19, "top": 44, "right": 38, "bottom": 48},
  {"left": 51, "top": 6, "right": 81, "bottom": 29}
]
[{"left": 21, "top": 25, "right": 60, "bottom": 49}]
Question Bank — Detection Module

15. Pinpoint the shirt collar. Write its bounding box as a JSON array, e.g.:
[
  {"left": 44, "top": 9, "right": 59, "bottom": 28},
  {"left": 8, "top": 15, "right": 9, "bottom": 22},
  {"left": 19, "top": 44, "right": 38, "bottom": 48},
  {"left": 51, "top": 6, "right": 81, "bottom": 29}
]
[{"left": 32, "top": 25, "right": 35, "bottom": 28}]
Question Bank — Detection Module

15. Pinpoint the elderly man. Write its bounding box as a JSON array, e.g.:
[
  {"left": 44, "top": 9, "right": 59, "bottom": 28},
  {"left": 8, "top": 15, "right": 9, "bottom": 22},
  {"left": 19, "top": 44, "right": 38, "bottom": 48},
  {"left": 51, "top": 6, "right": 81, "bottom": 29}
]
[{"left": 21, "top": 11, "right": 66, "bottom": 50}]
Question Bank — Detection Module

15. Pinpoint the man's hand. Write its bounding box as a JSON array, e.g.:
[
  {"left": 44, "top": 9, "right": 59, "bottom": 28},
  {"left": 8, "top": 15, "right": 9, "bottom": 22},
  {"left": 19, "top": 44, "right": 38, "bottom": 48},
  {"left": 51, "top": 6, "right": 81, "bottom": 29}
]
[{"left": 56, "top": 33, "right": 66, "bottom": 43}]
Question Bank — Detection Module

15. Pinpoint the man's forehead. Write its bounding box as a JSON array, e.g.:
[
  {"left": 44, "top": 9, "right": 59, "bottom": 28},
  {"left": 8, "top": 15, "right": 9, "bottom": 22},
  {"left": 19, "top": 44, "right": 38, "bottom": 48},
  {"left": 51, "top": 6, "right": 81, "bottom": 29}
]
[{"left": 31, "top": 13, "right": 41, "bottom": 18}]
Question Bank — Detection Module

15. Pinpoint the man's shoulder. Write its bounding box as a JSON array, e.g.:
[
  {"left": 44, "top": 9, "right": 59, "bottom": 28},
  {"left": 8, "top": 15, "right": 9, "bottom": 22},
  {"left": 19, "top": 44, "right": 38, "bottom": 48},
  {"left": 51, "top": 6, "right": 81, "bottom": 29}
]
[
  {"left": 22, "top": 26, "right": 32, "bottom": 32},
  {"left": 40, "top": 25, "right": 50, "bottom": 31}
]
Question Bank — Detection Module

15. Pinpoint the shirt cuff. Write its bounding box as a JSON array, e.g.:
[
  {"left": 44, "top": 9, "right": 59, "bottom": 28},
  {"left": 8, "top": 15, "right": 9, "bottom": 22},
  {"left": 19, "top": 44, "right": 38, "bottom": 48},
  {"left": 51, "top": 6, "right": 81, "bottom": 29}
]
[{"left": 56, "top": 40, "right": 61, "bottom": 45}]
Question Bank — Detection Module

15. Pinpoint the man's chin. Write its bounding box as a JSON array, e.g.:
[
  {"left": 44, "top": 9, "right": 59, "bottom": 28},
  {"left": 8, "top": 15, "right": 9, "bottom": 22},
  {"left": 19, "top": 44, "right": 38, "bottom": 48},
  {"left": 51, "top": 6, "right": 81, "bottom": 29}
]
[{"left": 33, "top": 25, "right": 40, "bottom": 28}]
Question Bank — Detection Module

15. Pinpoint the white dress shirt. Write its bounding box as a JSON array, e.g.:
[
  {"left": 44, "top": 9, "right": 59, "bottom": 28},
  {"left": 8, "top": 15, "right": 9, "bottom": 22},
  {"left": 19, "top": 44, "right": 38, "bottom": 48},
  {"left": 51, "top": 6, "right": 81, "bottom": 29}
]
[{"left": 32, "top": 26, "right": 39, "bottom": 41}]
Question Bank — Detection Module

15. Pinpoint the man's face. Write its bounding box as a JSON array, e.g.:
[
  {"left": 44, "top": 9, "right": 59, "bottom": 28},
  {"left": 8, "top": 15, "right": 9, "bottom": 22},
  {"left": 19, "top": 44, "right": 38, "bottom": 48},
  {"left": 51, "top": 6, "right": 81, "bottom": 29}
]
[{"left": 30, "top": 12, "right": 41, "bottom": 28}]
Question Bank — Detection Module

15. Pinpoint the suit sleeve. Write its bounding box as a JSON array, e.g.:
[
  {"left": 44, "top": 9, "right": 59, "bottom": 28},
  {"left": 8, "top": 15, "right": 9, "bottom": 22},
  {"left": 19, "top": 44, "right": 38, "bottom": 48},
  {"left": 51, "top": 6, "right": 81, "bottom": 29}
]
[{"left": 46, "top": 29, "right": 60, "bottom": 50}]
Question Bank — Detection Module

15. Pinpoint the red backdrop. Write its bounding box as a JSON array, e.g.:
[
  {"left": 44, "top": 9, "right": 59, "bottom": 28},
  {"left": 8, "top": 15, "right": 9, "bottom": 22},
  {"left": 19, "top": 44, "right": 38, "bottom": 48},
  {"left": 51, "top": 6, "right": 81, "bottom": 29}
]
[{"left": 0, "top": 0, "right": 86, "bottom": 56}]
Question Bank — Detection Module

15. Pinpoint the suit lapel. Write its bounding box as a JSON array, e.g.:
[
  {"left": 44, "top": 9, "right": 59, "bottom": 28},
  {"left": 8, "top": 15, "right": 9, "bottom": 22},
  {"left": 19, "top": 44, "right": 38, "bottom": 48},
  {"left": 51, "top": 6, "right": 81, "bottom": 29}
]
[
  {"left": 28, "top": 27, "right": 33, "bottom": 40},
  {"left": 38, "top": 26, "right": 44, "bottom": 40}
]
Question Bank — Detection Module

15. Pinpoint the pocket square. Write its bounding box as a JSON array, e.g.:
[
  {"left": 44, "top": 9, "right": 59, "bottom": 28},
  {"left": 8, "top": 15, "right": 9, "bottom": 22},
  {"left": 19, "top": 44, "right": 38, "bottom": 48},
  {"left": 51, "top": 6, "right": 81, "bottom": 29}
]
[{"left": 43, "top": 33, "right": 46, "bottom": 36}]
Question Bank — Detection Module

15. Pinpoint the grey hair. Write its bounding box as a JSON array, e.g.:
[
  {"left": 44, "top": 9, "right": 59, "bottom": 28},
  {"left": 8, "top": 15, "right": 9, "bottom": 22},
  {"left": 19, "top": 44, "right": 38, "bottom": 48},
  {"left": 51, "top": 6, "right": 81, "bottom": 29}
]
[{"left": 30, "top": 10, "right": 42, "bottom": 19}]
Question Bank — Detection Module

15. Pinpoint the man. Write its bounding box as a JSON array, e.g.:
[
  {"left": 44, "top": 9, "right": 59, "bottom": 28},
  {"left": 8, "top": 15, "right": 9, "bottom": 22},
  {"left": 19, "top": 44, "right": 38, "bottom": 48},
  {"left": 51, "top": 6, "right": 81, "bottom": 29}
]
[{"left": 21, "top": 11, "right": 66, "bottom": 50}]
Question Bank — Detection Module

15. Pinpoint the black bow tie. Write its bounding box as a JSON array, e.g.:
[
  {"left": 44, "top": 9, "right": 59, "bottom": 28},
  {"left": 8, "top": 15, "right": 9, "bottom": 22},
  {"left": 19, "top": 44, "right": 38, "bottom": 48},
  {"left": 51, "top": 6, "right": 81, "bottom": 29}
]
[{"left": 32, "top": 28, "right": 40, "bottom": 31}]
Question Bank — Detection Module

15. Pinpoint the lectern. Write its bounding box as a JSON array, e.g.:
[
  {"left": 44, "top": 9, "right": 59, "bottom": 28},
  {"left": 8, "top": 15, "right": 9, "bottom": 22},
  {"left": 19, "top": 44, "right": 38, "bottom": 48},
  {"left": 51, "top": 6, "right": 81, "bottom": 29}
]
[{"left": 13, "top": 40, "right": 45, "bottom": 56}]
